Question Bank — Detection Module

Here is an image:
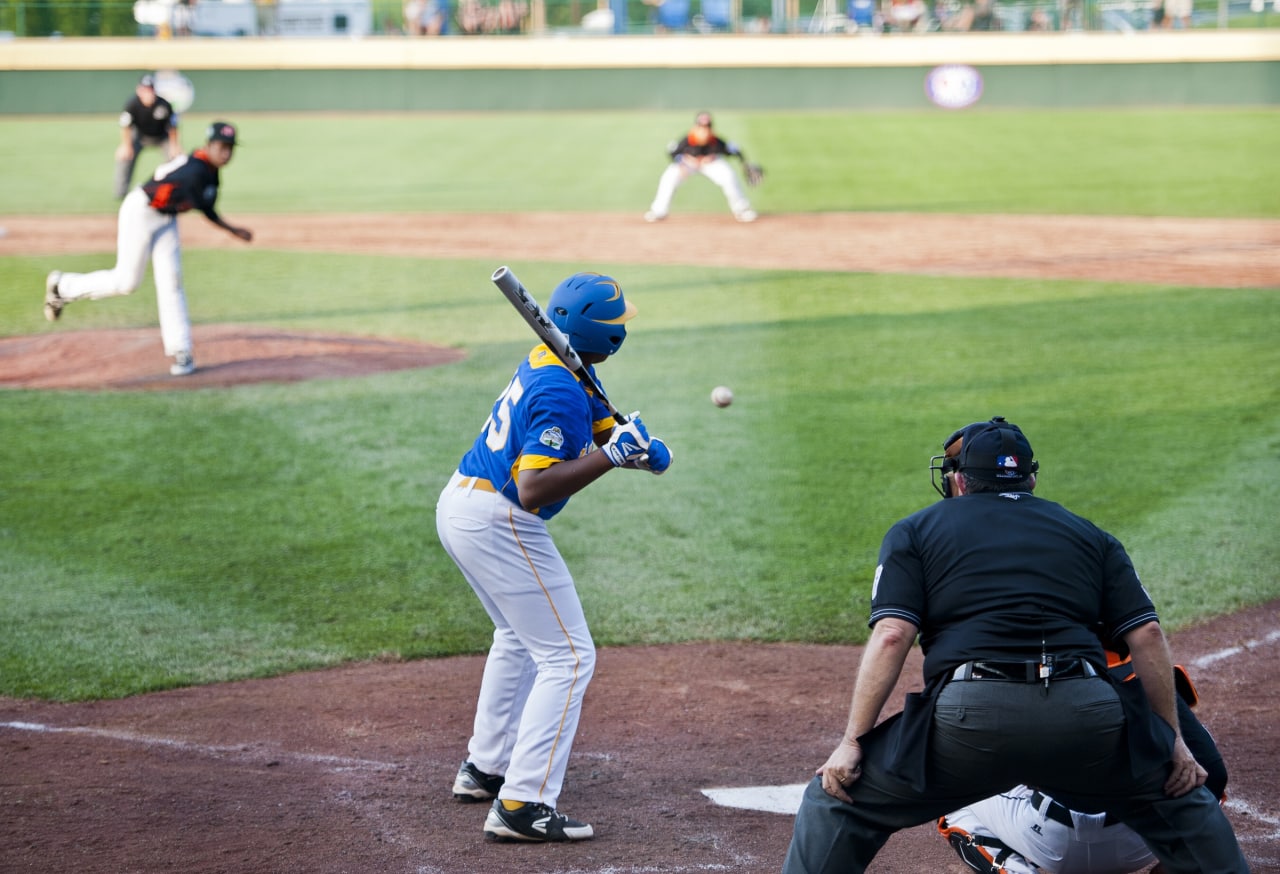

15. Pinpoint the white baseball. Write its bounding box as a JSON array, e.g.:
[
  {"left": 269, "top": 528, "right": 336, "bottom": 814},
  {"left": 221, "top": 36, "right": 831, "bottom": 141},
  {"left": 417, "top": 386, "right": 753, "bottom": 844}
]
[{"left": 711, "top": 385, "right": 734, "bottom": 408}]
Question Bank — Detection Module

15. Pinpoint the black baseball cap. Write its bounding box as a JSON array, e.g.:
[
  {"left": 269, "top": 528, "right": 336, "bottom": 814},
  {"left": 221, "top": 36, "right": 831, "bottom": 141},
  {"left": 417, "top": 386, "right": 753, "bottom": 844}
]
[
  {"left": 206, "top": 121, "right": 239, "bottom": 146},
  {"left": 139, "top": 73, "right": 156, "bottom": 88},
  {"left": 953, "top": 416, "right": 1038, "bottom": 482}
]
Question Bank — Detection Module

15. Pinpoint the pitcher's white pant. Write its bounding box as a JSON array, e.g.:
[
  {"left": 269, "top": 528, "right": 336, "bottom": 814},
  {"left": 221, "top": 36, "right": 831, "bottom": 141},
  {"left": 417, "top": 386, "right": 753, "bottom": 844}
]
[
  {"left": 946, "top": 786, "right": 1156, "bottom": 874},
  {"left": 56, "top": 188, "right": 191, "bottom": 357},
  {"left": 436, "top": 471, "right": 596, "bottom": 810},
  {"left": 648, "top": 156, "right": 752, "bottom": 218}
]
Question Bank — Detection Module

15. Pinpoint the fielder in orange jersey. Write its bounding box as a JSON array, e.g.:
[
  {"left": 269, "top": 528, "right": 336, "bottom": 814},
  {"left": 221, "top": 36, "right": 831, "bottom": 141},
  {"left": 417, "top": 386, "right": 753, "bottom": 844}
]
[{"left": 644, "top": 111, "right": 762, "bottom": 224}]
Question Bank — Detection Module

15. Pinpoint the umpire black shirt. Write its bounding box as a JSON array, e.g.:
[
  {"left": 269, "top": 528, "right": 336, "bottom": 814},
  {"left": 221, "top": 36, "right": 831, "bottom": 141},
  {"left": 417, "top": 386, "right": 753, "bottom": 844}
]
[
  {"left": 121, "top": 94, "right": 176, "bottom": 139},
  {"left": 870, "top": 491, "right": 1158, "bottom": 683}
]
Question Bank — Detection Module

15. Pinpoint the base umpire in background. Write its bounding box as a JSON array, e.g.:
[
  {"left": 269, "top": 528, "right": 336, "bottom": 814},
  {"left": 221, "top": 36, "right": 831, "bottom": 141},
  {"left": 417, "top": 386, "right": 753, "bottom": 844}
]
[
  {"left": 781, "top": 416, "right": 1249, "bottom": 874},
  {"left": 114, "top": 73, "right": 181, "bottom": 199}
]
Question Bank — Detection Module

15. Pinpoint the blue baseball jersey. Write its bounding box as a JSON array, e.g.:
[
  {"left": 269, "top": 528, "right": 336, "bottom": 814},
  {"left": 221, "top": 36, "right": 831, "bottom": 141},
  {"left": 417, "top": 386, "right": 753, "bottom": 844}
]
[{"left": 457, "top": 344, "right": 614, "bottom": 520}]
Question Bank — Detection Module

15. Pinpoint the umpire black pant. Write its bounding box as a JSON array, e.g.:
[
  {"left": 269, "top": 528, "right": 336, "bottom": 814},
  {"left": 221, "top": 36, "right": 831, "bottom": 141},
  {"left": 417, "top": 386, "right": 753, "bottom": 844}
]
[{"left": 782, "top": 675, "right": 1249, "bottom": 873}]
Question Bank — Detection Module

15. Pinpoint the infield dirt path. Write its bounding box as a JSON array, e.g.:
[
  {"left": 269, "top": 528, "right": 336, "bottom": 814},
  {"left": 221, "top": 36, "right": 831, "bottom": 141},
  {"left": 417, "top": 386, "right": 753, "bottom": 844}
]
[
  {"left": 5, "top": 211, "right": 1280, "bottom": 287},
  {"left": 2, "top": 212, "right": 1277, "bottom": 873}
]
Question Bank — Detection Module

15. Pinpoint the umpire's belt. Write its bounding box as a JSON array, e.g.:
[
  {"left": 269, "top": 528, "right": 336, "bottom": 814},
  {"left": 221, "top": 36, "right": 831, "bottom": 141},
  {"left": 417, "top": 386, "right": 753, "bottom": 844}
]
[
  {"left": 456, "top": 475, "right": 497, "bottom": 494},
  {"left": 1031, "top": 790, "right": 1121, "bottom": 828},
  {"left": 949, "top": 659, "right": 1097, "bottom": 683}
]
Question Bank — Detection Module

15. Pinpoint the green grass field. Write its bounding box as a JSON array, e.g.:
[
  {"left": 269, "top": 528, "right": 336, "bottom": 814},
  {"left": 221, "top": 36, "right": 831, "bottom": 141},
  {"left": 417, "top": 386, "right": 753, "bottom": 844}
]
[{"left": 1, "top": 109, "right": 1277, "bottom": 701}]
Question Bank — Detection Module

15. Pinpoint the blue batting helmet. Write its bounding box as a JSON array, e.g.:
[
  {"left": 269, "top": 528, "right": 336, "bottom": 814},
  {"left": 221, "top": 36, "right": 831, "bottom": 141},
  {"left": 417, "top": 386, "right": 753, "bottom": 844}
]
[{"left": 548, "top": 273, "right": 637, "bottom": 356}]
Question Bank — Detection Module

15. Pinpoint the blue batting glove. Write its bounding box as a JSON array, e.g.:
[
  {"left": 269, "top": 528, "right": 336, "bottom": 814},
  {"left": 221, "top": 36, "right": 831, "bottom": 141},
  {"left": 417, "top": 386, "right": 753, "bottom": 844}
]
[
  {"left": 604, "top": 413, "right": 651, "bottom": 467},
  {"left": 636, "top": 437, "right": 672, "bottom": 475}
]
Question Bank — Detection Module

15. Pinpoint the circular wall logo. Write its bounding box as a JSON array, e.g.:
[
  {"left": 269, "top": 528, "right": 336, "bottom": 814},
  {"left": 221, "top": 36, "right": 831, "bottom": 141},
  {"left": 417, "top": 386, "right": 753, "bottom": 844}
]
[{"left": 925, "top": 64, "right": 984, "bottom": 110}]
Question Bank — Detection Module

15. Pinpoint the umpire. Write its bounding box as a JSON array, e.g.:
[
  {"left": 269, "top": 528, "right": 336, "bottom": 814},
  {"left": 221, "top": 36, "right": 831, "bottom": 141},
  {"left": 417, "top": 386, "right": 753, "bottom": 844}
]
[
  {"left": 781, "top": 417, "right": 1249, "bottom": 874},
  {"left": 114, "top": 73, "right": 181, "bottom": 199}
]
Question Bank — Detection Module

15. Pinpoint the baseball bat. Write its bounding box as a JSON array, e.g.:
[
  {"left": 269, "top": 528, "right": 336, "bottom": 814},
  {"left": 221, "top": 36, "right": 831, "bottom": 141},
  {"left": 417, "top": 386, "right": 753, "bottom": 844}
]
[{"left": 491, "top": 266, "right": 629, "bottom": 425}]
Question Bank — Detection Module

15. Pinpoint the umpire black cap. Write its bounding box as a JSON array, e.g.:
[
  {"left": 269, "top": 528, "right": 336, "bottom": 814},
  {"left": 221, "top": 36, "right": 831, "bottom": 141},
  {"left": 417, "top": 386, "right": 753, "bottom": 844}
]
[{"left": 954, "top": 416, "right": 1038, "bottom": 482}]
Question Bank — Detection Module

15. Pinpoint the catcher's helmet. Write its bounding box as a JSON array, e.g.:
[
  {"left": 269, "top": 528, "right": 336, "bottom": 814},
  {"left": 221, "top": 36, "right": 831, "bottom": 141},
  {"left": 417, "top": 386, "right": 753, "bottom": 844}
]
[{"left": 548, "top": 272, "right": 637, "bottom": 356}]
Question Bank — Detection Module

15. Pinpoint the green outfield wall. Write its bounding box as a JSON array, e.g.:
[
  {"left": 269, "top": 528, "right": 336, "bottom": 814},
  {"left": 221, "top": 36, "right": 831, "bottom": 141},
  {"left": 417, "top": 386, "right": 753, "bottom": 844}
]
[{"left": 1, "top": 32, "right": 1277, "bottom": 112}]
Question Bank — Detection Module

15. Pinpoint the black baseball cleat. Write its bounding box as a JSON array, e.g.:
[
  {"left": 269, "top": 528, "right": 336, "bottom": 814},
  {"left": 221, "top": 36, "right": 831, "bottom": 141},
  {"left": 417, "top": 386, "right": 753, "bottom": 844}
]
[
  {"left": 44, "top": 271, "right": 64, "bottom": 322},
  {"left": 483, "top": 799, "right": 594, "bottom": 842},
  {"left": 452, "top": 761, "right": 504, "bottom": 802}
]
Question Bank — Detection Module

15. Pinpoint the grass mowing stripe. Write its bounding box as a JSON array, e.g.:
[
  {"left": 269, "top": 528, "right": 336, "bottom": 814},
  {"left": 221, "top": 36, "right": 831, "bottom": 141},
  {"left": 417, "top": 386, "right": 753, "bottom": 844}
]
[
  {"left": 1, "top": 109, "right": 1276, "bottom": 218},
  {"left": 2, "top": 261, "right": 1276, "bottom": 698}
]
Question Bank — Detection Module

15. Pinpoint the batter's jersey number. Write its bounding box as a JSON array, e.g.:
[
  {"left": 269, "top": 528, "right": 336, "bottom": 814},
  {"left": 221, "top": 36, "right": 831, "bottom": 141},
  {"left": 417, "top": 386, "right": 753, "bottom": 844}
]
[{"left": 484, "top": 376, "right": 526, "bottom": 452}]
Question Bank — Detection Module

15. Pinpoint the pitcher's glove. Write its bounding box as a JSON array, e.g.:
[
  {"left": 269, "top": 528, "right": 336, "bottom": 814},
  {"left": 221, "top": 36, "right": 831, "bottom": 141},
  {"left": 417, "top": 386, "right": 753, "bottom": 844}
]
[{"left": 744, "top": 162, "right": 764, "bottom": 187}]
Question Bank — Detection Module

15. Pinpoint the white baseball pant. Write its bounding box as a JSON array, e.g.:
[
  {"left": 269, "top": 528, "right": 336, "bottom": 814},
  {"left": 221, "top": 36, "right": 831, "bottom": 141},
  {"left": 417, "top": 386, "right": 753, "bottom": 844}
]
[
  {"left": 648, "top": 155, "right": 752, "bottom": 218},
  {"left": 55, "top": 188, "right": 192, "bottom": 358},
  {"left": 435, "top": 471, "right": 596, "bottom": 810},
  {"left": 947, "top": 786, "right": 1156, "bottom": 874}
]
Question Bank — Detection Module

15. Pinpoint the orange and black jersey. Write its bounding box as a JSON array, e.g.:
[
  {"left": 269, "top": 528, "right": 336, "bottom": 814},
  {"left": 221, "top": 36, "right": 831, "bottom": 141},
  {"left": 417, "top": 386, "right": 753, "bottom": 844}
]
[
  {"left": 669, "top": 130, "right": 742, "bottom": 161},
  {"left": 142, "top": 149, "right": 222, "bottom": 223}
]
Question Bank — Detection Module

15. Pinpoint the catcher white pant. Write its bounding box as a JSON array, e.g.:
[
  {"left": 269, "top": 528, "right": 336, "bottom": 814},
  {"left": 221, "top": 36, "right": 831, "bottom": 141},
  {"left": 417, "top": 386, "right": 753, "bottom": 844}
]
[
  {"left": 55, "top": 188, "right": 192, "bottom": 358},
  {"left": 947, "top": 786, "right": 1156, "bottom": 874},
  {"left": 435, "top": 471, "right": 596, "bottom": 810},
  {"left": 648, "top": 155, "right": 753, "bottom": 219}
]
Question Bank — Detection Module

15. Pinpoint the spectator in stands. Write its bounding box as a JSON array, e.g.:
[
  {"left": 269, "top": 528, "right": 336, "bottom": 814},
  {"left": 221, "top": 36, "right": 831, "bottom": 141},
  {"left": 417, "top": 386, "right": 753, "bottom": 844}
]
[
  {"left": 404, "top": 0, "right": 424, "bottom": 32},
  {"left": 969, "top": 0, "right": 1000, "bottom": 29},
  {"left": 884, "top": 0, "right": 929, "bottom": 30},
  {"left": 405, "top": 0, "right": 450, "bottom": 33},
  {"left": 1028, "top": 6, "right": 1053, "bottom": 28},
  {"left": 646, "top": 0, "right": 692, "bottom": 31},
  {"left": 1160, "top": 0, "right": 1190, "bottom": 26},
  {"left": 457, "top": 0, "right": 526, "bottom": 32},
  {"left": 1059, "top": 0, "right": 1082, "bottom": 28}
]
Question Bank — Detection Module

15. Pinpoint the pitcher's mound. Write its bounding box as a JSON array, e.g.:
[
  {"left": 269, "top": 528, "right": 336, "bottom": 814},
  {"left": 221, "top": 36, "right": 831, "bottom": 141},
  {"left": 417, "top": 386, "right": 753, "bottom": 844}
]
[{"left": 0, "top": 326, "right": 465, "bottom": 391}]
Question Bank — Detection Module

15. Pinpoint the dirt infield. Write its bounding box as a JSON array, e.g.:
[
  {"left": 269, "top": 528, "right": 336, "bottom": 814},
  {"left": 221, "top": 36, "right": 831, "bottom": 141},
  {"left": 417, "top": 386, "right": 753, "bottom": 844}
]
[
  {"left": 2, "top": 212, "right": 1277, "bottom": 872},
  {"left": 1, "top": 602, "right": 1278, "bottom": 874}
]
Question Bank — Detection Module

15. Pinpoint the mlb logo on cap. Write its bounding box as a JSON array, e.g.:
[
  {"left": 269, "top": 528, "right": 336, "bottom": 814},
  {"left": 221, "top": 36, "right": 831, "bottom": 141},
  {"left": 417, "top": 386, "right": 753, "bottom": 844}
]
[{"left": 206, "top": 121, "right": 238, "bottom": 145}]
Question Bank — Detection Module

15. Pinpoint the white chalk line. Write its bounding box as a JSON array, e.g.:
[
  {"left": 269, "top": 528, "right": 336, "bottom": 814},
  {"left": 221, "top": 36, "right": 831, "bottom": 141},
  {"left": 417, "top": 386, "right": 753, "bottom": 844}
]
[
  {"left": 1189, "top": 628, "right": 1280, "bottom": 669},
  {"left": 0, "top": 720, "right": 399, "bottom": 773}
]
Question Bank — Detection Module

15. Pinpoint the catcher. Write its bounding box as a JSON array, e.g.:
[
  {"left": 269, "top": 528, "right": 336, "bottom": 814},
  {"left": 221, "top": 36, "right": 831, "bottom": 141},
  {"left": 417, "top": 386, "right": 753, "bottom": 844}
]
[
  {"left": 644, "top": 111, "right": 762, "bottom": 224},
  {"left": 938, "top": 646, "right": 1228, "bottom": 874}
]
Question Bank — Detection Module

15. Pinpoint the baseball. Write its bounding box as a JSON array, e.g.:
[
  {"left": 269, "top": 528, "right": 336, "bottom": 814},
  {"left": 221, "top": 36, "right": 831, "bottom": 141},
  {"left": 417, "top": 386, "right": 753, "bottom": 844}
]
[{"left": 711, "top": 385, "right": 734, "bottom": 408}]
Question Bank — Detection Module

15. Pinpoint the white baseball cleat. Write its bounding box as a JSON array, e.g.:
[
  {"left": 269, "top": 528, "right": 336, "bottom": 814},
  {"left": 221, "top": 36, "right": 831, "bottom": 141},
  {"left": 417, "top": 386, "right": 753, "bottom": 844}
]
[
  {"left": 735, "top": 210, "right": 758, "bottom": 223},
  {"left": 170, "top": 351, "right": 196, "bottom": 376},
  {"left": 643, "top": 210, "right": 666, "bottom": 223},
  {"left": 44, "top": 271, "right": 64, "bottom": 322}
]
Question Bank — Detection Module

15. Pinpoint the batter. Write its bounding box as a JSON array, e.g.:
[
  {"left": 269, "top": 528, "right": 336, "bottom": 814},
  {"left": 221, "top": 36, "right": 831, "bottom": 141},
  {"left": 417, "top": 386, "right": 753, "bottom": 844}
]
[
  {"left": 44, "top": 121, "right": 253, "bottom": 377},
  {"left": 436, "top": 271, "right": 671, "bottom": 843}
]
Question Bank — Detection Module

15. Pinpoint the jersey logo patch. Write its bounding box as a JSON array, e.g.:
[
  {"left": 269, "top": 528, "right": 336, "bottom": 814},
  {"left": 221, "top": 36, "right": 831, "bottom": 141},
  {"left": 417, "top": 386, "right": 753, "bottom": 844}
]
[{"left": 539, "top": 427, "right": 565, "bottom": 450}]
